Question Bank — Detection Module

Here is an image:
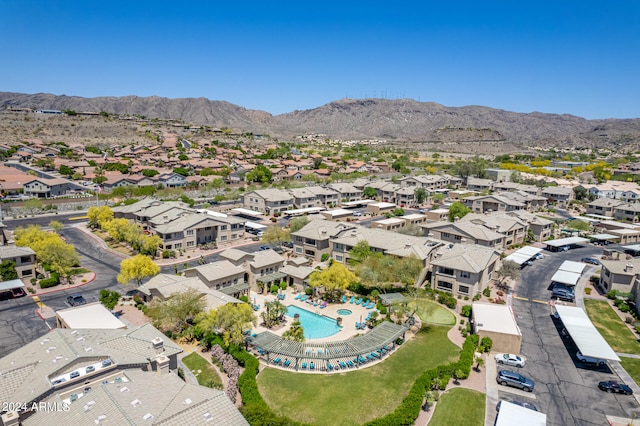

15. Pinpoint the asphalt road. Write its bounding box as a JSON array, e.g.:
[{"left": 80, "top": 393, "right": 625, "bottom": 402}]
[{"left": 513, "top": 244, "right": 638, "bottom": 425}]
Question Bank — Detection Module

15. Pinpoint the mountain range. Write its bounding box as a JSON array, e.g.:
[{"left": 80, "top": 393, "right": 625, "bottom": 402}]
[{"left": 1, "top": 92, "right": 639, "bottom": 152}]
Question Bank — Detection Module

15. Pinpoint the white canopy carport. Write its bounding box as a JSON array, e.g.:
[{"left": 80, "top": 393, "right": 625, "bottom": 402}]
[
  {"left": 559, "top": 260, "right": 586, "bottom": 274},
  {"left": 504, "top": 246, "right": 543, "bottom": 265},
  {"left": 0, "top": 279, "right": 24, "bottom": 292},
  {"left": 544, "top": 236, "right": 589, "bottom": 247},
  {"left": 551, "top": 270, "right": 581, "bottom": 286},
  {"left": 555, "top": 305, "right": 620, "bottom": 361},
  {"left": 231, "top": 208, "right": 264, "bottom": 217},
  {"left": 495, "top": 401, "right": 547, "bottom": 426},
  {"left": 589, "top": 233, "right": 619, "bottom": 242}
]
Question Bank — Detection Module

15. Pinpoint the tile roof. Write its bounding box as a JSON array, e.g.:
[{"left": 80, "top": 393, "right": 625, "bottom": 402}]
[{"left": 431, "top": 244, "right": 500, "bottom": 273}]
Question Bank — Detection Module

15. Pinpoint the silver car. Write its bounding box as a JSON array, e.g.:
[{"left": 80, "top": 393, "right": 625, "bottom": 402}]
[{"left": 494, "top": 353, "right": 526, "bottom": 368}]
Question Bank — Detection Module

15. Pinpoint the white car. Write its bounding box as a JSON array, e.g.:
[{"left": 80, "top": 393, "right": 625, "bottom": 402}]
[
  {"left": 495, "top": 353, "right": 526, "bottom": 368},
  {"left": 576, "top": 351, "right": 607, "bottom": 367}
]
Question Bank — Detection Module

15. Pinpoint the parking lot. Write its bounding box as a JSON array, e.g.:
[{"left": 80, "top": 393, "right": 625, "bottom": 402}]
[{"left": 514, "top": 244, "right": 639, "bottom": 425}]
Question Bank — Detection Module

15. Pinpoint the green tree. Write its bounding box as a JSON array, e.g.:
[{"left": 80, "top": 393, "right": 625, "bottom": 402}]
[
  {"left": 414, "top": 187, "right": 428, "bottom": 204},
  {"left": 59, "top": 165, "right": 74, "bottom": 176},
  {"left": 289, "top": 216, "right": 309, "bottom": 233},
  {"left": 573, "top": 186, "right": 588, "bottom": 201},
  {"left": 142, "top": 169, "right": 159, "bottom": 177},
  {"left": 432, "top": 193, "right": 446, "bottom": 205},
  {"left": 363, "top": 187, "right": 377, "bottom": 199},
  {"left": 245, "top": 165, "right": 273, "bottom": 183},
  {"left": 196, "top": 302, "right": 256, "bottom": 346},
  {"left": 99, "top": 289, "right": 121, "bottom": 310},
  {"left": 348, "top": 241, "right": 373, "bottom": 264},
  {"left": 117, "top": 254, "right": 160, "bottom": 286},
  {"left": 48, "top": 220, "right": 64, "bottom": 233},
  {"left": 261, "top": 225, "right": 290, "bottom": 245},
  {"left": 148, "top": 288, "right": 206, "bottom": 334},
  {"left": 448, "top": 202, "right": 471, "bottom": 222},
  {"left": 309, "top": 261, "right": 358, "bottom": 300},
  {"left": 172, "top": 167, "right": 190, "bottom": 176},
  {"left": 260, "top": 300, "right": 288, "bottom": 329},
  {"left": 0, "top": 259, "right": 18, "bottom": 281},
  {"left": 496, "top": 260, "right": 520, "bottom": 290},
  {"left": 38, "top": 239, "right": 80, "bottom": 281},
  {"left": 282, "top": 320, "right": 305, "bottom": 342}
]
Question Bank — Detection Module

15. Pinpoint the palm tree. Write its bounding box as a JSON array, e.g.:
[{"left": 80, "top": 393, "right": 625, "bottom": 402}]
[{"left": 282, "top": 320, "right": 305, "bottom": 342}]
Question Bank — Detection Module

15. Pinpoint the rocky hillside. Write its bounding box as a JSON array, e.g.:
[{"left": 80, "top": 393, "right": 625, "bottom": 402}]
[{"left": 1, "top": 92, "right": 639, "bottom": 151}]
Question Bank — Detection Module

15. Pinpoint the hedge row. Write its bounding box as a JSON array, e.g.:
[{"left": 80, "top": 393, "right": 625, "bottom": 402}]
[
  {"left": 363, "top": 334, "right": 479, "bottom": 426},
  {"left": 39, "top": 272, "right": 60, "bottom": 289}
]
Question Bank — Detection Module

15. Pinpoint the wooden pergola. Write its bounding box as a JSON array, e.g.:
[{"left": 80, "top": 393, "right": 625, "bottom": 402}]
[{"left": 248, "top": 321, "right": 408, "bottom": 372}]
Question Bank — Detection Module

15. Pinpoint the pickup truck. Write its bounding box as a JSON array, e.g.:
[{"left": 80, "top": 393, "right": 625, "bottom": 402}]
[{"left": 576, "top": 351, "right": 607, "bottom": 366}]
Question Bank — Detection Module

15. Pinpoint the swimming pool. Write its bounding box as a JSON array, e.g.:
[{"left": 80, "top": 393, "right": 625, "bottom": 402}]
[
  {"left": 337, "top": 309, "right": 352, "bottom": 316},
  {"left": 286, "top": 305, "right": 342, "bottom": 339}
]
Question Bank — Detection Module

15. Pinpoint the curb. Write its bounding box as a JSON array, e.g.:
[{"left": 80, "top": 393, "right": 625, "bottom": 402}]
[
  {"left": 29, "top": 271, "right": 96, "bottom": 298},
  {"left": 35, "top": 308, "right": 45, "bottom": 320}
]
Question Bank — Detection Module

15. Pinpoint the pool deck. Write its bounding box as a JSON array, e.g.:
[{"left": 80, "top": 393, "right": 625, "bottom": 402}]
[{"left": 250, "top": 287, "right": 376, "bottom": 344}]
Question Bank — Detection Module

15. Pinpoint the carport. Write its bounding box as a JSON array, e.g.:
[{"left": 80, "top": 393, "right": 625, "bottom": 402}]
[
  {"left": 623, "top": 244, "right": 640, "bottom": 256},
  {"left": 544, "top": 236, "right": 589, "bottom": 251},
  {"left": 504, "top": 246, "right": 543, "bottom": 265},
  {"left": 559, "top": 260, "right": 586, "bottom": 274},
  {"left": 0, "top": 279, "right": 25, "bottom": 297},
  {"left": 588, "top": 233, "right": 619, "bottom": 244},
  {"left": 495, "top": 401, "right": 547, "bottom": 426},
  {"left": 554, "top": 305, "right": 620, "bottom": 361},
  {"left": 551, "top": 270, "right": 581, "bottom": 286}
]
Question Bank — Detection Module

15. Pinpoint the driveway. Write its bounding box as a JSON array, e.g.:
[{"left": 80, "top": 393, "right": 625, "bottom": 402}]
[{"left": 514, "top": 244, "right": 637, "bottom": 425}]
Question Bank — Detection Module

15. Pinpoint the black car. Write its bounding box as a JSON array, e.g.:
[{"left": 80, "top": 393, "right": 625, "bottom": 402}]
[
  {"left": 581, "top": 257, "right": 600, "bottom": 265},
  {"left": 552, "top": 286, "right": 575, "bottom": 302},
  {"left": 66, "top": 293, "right": 87, "bottom": 306},
  {"left": 496, "top": 399, "right": 538, "bottom": 412},
  {"left": 598, "top": 381, "right": 633, "bottom": 395}
]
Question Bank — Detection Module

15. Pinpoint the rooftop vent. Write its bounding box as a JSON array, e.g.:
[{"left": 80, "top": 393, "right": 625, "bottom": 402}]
[
  {"left": 131, "top": 399, "right": 142, "bottom": 407},
  {"left": 204, "top": 413, "right": 215, "bottom": 422},
  {"left": 142, "top": 413, "right": 154, "bottom": 421},
  {"left": 84, "top": 347, "right": 94, "bottom": 352},
  {"left": 183, "top": 398, "right": 193, "bottom": 405},
  {"left": 625, "top": 264, "right": 634, "bottom": 273},
  {"left": 46, "top": 346, "right": 56, "bottom": 353},
  {"left": 83, "top": 401, "right": 96, "bottom": 412},
  {"left": 77, "top": 336, "right": 85, "bottom": 341},
  {"left": 40, "top": 338, "right": 51, "bottom": 344},
  {"left": 1, "top": 411, "right": 20, "bottom": 426},
  {"left": 151, "top": 337, "right": 164, "bottom": 354},
  {"left": 119, "top": 386, "right": 129, "bottom": 393},
  {"left": 94, "top": 414, "right": 107, "bottom": 424}
]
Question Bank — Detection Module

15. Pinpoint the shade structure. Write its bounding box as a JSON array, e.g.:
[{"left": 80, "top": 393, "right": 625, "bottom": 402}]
[{"left": 555, "top": 305, "right": 620, "bottom": 361}]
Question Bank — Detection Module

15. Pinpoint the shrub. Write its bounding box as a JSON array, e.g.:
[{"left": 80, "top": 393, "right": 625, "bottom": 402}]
[
  {"left": 279, "top": 281, "right": 287, "bottom": 291},
  {"left": 636, "top": 324, "right": 640, "bottom": 334},
  {"left": 270, "top": 284, "right": 279, "bottom": 294},
  {"left": 461, "top": 305, "right": 472, "bottom": 317},
  {"left": 626, "top": 316, "right": 634, "bottom": 324},
  {"left": 320, "top": 253, "right": 330, "bottom": 262},
  {"left": 482, "top": 287, "right": 491, "bottom": 297},
  {"left": 305, "top": 287, "right": 313, "bottom": 295},
  {"left": 39, "top": 272, "right": 60, "bottom": 289},
  {"left": 620, "top": 303, "right": 631, "bottom": 313},
  {"left": 239, "top": 295, "right": 249, "bottom": 303},
  {"left": 608, "top": 290, "right": 618, "bottom": 300},
  {"left": 473, "top": 293, "right": 481, "bottom": 301},
  {"left": 479, "top": 336, "right": 493, "bottom": 353},
  {"left": 585, "top": 287, "right": 592, "bottom": 295}
]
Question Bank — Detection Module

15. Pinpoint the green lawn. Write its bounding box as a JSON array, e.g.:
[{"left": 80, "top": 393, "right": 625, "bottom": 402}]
[
  {"left": 181, "top": 352, "right": 223, "bottom": 389},
  {"left": 257, "top": 325, "right": 459, "bottom": 426},
  {"left": 429, "top": 388, "right": 485, "bottom": 426},
  {"left": 620, "top": 357, "right": 640, "bottom": 386},
  {"left": 584, "top": 299, "right": 640, "bottom": 355},
  {"left": 407, "top": 298, "right": 456, "bottom": 326}
]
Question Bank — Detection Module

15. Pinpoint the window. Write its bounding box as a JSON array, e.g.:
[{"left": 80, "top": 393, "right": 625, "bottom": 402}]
[
  {"left": 460, "top": 271, "right": 470, "bottom": 279},
  {"left": 174, "top": 243, "right": 182, "bottom": 249},
  {"left": 443, "top": 232, "right": 450, "bottom": 238},
  {"left": 437, "top": 281, "right": 453, "bottom": 292},
  {"left": 21, "top": 270, "right": 32, "bottom": 277},
  {"left": 335, "top": 255, "right": 343, "bottom": 262},
  {"left": 221, "top": 236, "right": 227, "bottom": 241},
  {"left": 20, "top": 256, "right": 32, "bottom": 263},
  {"left": 220, "top": 225, "right": 227, "bottom": 230},
  {"left": 458, "top": 285, "right": 469, "bottom": 294},
  {"left": 186, "top": 230, "right": 194, "bottom": 236},
  {"left": 296, "top": 247, "right": 302, "bottom": 254},
  {"left": 438, "top": 267, "right": 455, "bottom": 276},
  {"left": 187, "top": 241, "right": 194, "bottom": 247}
]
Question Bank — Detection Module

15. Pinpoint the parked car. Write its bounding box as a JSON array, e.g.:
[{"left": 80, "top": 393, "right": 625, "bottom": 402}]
[
  {"left": 558, "top": 245, "right": 570, "bottom": 252},
  {"left": 66, "top": 293, "right": 87, "bottom": 306},
  {"left": 101, "top": 359, "right": 113, "bottom": 368},
  {"left": 552, "top": 287, "right": 575, "bottom": 302},
  {"left": 576, "top": 351, "right": 607, "bottom": 366},
  {"left": 533, "top": 253, "right": 544, "bottom": 260},
  {"left": 581, "top": 257, "right": 600, "bottom": 265},
  {"left": 86, "top": 365, "right": 96, "bottom": 373},
  {"left": 495, "top": 353, "right": 526, "bottom": 368},
  {"left": 496, "top": 399, "right": 538, "bottom": 412},
  {"left": 496, "top": 370, "right": 534, "bottom": 392},
  {"left": 418, "top": 209, "right": 427, "bottom": 214},
  {"left": 52, "top": 378, "right": 66, "bottom": 385},
  {"left": 353, "top": 211, "right": 363, "bottom": 217},
  {"left": 598, "top": 381, "right": 633, "bottom": 395},
  {"left": 69, "top": 371, "right": 80, "bottom": 379},
  {"left": 258, "top": 245, "right": 270, "bottom": 251}
]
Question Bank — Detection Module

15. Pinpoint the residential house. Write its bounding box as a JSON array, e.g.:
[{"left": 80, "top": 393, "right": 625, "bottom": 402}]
[
  {"left": 586, "top": 198, "right": 625, "bottom": 218},
  {"left": 541, "top": 186, "right": 574, "bottom": 208},
  {"left": 306, "top": 185, "right": 340, "bottom": 207},
  {"left": 247, "top": 249, "right": 286, "bottom": 290},
  {"left": 156, "top": 172, "right": 187, "bottom": 188},
  {"left": 183, "top": 261, "right": 248, "bottom": 297},
  {"left": 289, "top": 187, "right": 321, "bottom": 209},
  {"left": 462, "top": 193, "right": 527, "bottom": 214},
  {"left": 466, "top": 177, "right": 494, "bottom": 192},
  {"left": 242, "top": 189, "right": 294, "bottom": 215},
  {"left": 613, "top": 203, "right": 640, "bottom": 223},
  {"left": 23, "top": 177, "right": 76, "bottom": 198},
  {"left": 430, "top": 243, "right": 501, "bottom": 297},
  {"left": 461, "top": 213, "right": 528, "bottom": 247},
  {"left": 291, "top": 220, "right": 356, "bottom": 262},
  {"left": 0, "top": 245, "right": 36, "bottom": 278},
  {"left": 326, "top": 183, "right": 363, "bottom": 203},
  {"left": 422, "top": 221, "right": 505, "bottom": 249},
  {"left": 599, "top": 260, "right": 640, "bottom": 307}
]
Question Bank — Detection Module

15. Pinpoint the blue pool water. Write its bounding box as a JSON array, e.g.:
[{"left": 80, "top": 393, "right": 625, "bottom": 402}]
[{"left": 286, "top": 305, "right": 341, "bottom": 339}]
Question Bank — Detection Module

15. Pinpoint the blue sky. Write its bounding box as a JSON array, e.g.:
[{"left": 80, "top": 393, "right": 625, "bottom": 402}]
[{"left": 1, "top": 1, "right": 639, "bottom": 119}]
